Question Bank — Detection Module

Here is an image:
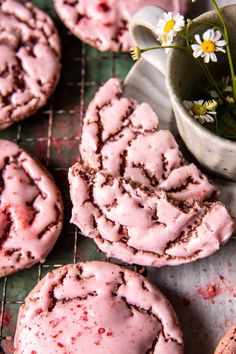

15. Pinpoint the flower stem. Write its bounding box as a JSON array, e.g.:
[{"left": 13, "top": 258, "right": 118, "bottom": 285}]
[
  {"left": 185, "top": 20, "right": 192, "bottom": 50},
  {"left": 191, "top": 20, "right": 223, "bottom": 32},
  {"left": 196, "top": 58, "right": 224, "bottom": 101},
  {"left": 211, "top": 0, "right": 236, "bottom": 101},
  {"left": 203, "top": 62, "right": 225, "bottom": 101},
  {"left": 140, "top": 45, "right": 188, "bottom": 52}
]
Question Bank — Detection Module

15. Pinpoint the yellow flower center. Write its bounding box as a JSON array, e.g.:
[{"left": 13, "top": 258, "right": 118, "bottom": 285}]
[
  {"left": 164, "top": 19, "right": 176, "bottom": 33},
  {"left": 162, "top": 34, "right": 167, "bottom": 43},
  {"left": 201, "top": 40, "right": 216, "bottom": 53},
  {"left": 192, "top": 104, "right": 207, "bottom": 115}
]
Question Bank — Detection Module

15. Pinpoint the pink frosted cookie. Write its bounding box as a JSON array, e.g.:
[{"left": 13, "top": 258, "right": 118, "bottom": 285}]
[
  {"left": 69, "top": 164, "right": 234, "bottom": 267},
  {"left": 14, "top": 261, "right": 184, "bottom": 353},
  {"left": 80, "top": 78, "right": 215, "bottom": 203},
  {"left": 0, "top": 0, "right": 61, "bottom": 130},
  {"left": 0, "top": 139, "right": 63, "bottom": 276},
  {"left": 54, "top": 0, "right": 190, "bottom": 52}
]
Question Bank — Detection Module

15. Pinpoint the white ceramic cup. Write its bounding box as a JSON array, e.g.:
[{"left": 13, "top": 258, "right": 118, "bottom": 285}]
[{"left": 127, "top": 5, "right": 236, "bottom": 180}]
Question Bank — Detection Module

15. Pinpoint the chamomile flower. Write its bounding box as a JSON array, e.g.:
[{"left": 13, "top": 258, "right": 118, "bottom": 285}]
[
  {"left": 209, "top": 76, "right": 233, "bottom": 104},
  {"left": 225, "top": 96, "right": 235, "bottom": 104},
  {"left": 130, "top": 46, "right": 141, "bottom": 61},
  {"left": 155, "top": 12, "right": 185, "bottom": 46},
  {"left": 205, "top": 99, "right": 218, "bottom": 110},
  {"left": 183, "top": 99, "right": 216, "bottom": 124},
  {"left": 191, "top": 29, "right": 227, "bottom": 63}
]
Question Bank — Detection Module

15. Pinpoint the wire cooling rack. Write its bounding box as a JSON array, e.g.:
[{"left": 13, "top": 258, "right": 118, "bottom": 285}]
[
  {"left": 0, "top": 2, "right": 236, "bottom": 354},
  {"left": 0, "top": 2, "right": 133, "bottom": 351}
]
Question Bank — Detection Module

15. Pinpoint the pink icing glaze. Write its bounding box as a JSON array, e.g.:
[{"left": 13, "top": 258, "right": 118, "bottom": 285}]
[
  {"left": 14, "top": 261, "right": 184, "bottom": 353},
  {"left": 54, "top": 0, "right": 191, "bottom": 51},
  {"left": 0, "top": 0, "right": 61, "bottom": 130},
  {"left": 69, "top": 164, "right": 235, "bottom": 267},
  {"left": 0, "top": 139, "right": 63, "bottom": 276},
  {"left": 80, "top": 78, "right": 215, "bottom": 202}
]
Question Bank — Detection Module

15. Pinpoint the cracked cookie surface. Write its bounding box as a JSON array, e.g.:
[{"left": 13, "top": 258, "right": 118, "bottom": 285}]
[
  {"left": 14, "top": 261, "right": 184, "bottom": 353},
  {"left": 54, "top": 0, "right": 190, "bottom": 52},
  {"left": 69, "top": 163, "right": 234, "bottom": 267},
  {"left": 80, "top": 78, "right": 215, "bottom": 203},
  {"left": 0, "top": 139, "right": 63, "bottom": 276},
  {"left": 0, "top": 0, "right": 61, "bottom": 130}
]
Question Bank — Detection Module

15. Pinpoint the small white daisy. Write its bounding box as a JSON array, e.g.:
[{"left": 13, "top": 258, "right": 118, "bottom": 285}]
[
  {"left": 205, "top": 99, "right": 218, "bottom": 110},
  {"left": 155, "top": 12, "right": 185, "bottom": 46},
  {"left": 209, "top": 76, "right": 233, "bottom": 104},
  {"left": 183, "top": 99, "right": 216, "bottom": 124},
  {"left": 130, "top": 46, "right": 141, "bottom": 61},
  {"left": 191, "top": 29, "right": 227, "bottom": 63}
]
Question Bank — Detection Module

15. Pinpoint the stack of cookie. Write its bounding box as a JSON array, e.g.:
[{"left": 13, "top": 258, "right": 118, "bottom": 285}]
[
  {"left": 69, "top": 78, "right": 234, "bottom": 267},
  {"left": 0, "top": 0, "right": 234, "bottom": 353}
]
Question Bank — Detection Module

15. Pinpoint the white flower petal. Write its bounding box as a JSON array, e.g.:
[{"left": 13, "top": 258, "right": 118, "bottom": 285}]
[
  {"left": 208, "top": 110, "right": 217, "bottom": 114},
  {"left": 193, "top": 49, "right": 202, "bottom": 58},
  {"left": 191, "top": 44, "right": 200, "bottom": 50},
  {"left": 194, "top": 100, "right": 204, "bottom": 105},
  {"left": 206, "top": 114, "right": 215, "bottom": 122},
  {"left": 168, "top": 29, "right": 177, "bottom": 37},
  {"left": 203, "top": 29, "right": 211, "bottom": 41},
  {"left": 183, "top": 100, "right": 193, "bottom": 109},
  {"left": 194, "top": 47, "right": 203, "bottom": 55},
  {"left": 156, "top": 20, "right": 166, "bottom": 34},
  {"left": 166, "top": 33, "right": 174, "bottom": 41},
  {"left": 194, "top": 34, "right": 202, "bottom": 45},
  {"left": 164, "top": 12, "right": 173, "bottom": 21},
  {"left": 210, "top": 52, "right": 217, "bottom": 62},
  {"left": 177, "top": 18, "right": 185, "bottom": 26},
  {"left": 173, "top": 12, "right": 181, "bottom": 20},
  {"left": 163, "top": 13, "right": 169, "bottom": 21},
  {"left": 174, "top": 24, "right": 184, "bottom": 32},
  {"left": 158, "top": 19, "right": 166, "bottom": 27},
  {"left": 216, "top": 47, "right": 226, "bottom": 53},
  {"left": 210, "top": 29, "right": 216, "bottom": 40},
  {"left": 215, "top": 39, "right": 227, "bottom": 47},
  {"left": 203, "top": 53, "right": 210, "bottom": 63},
  {"left": 213, "top": 30, "right": 222, "bottom": 42},
  {"left": 195, "top": 115, "right": 205, "bottom": 124},
  {"left": 191, "top": 45, "right": 202, "bottom": 57}
]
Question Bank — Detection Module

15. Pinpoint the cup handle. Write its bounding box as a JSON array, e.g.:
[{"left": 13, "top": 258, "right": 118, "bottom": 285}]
[{"left": 129, "top": 5, "right": 168, "bottom": 77}]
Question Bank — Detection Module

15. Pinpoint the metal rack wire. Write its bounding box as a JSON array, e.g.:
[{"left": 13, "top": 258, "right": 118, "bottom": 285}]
[{"left": 0, "top": 15, "right": 133, "bottom": 350}]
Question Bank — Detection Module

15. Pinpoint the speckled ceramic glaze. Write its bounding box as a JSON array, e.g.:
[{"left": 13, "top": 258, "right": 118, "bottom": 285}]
[{"left": 128, "top": 5, "right": 236, "bottom": 180}]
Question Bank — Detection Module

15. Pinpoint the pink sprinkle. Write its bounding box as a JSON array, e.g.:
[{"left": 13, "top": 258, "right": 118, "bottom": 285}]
[{"left": 98, "top": 327, "right": 105, "bottom": 334}]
